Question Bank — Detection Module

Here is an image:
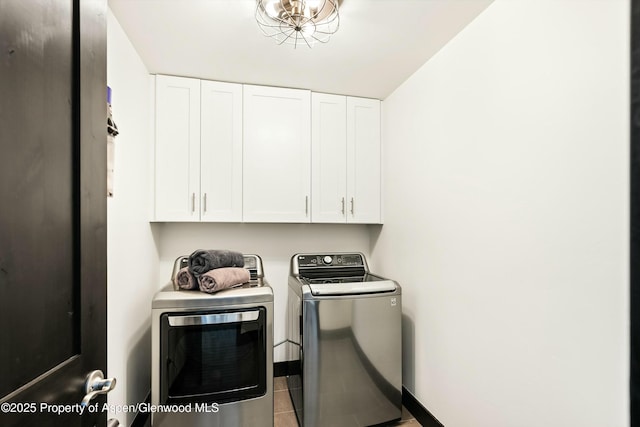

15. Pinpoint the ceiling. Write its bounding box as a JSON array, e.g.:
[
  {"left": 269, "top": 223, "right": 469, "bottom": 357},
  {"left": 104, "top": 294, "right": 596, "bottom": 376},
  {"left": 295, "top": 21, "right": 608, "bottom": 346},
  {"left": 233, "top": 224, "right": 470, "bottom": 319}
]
[{"left": 108, "top": 0, "right": 494, "bottom": 99}]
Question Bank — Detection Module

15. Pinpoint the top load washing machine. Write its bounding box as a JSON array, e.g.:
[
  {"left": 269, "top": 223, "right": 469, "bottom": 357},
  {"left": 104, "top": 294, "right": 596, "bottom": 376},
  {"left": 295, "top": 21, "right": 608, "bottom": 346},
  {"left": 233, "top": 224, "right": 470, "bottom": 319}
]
[
  {"left": 286, "top": 252, "right": 402, "bottom": 427},
  {"left": 151, "top": 254, "right": 273, "bottom": 427}
]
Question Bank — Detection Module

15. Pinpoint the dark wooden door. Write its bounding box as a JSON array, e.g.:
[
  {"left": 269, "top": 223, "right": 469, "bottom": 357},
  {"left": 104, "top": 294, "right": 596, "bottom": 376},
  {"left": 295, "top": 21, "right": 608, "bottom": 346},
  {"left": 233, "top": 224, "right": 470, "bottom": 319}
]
[
  {"left": 632, "top": 0, "right": 640, "bottom": 425},
  {"left": 0, "top": 0, "right": 108, "bottom": 426}
]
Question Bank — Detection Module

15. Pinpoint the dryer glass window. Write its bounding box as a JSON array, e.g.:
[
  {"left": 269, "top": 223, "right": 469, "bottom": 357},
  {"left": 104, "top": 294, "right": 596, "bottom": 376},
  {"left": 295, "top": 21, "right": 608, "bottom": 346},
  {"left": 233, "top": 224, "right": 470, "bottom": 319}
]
[{"left": 160, "top": 307, "right": 267, "bottom": 404}]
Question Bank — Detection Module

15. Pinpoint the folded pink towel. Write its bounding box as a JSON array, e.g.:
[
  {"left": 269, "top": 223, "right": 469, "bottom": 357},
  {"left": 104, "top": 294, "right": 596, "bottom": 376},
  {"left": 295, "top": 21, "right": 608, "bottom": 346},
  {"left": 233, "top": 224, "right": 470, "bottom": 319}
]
[
  {"left": 198, "top": 267, "right": 251, "bottom": 293},
  {"left": 174, "top": 267, "right": 197, "bottom": 290}
]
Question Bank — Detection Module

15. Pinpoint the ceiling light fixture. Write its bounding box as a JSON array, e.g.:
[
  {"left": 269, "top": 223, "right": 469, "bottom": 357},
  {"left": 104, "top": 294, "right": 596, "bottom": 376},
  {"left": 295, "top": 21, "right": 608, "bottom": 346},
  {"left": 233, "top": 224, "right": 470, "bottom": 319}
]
[{"left": 255, "top": 0, "right": 340, "bottom": 49}]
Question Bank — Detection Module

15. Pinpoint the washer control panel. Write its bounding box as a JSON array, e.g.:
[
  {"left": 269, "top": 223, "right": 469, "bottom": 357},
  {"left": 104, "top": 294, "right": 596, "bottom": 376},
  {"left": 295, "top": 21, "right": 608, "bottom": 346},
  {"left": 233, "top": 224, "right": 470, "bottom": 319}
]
[{"left": 297, "top": 253, "right": 364, "bottom": 268}]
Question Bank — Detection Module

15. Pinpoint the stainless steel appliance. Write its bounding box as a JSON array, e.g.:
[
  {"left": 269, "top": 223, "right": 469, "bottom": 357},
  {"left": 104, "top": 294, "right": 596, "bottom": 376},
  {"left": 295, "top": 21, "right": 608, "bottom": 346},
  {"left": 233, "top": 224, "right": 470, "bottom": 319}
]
[
  {"left": 152, "top": 254, "right": 273, "bottom": 427},
  {"left": 287, "top": 253, "right": 402, "bottom": 427}
]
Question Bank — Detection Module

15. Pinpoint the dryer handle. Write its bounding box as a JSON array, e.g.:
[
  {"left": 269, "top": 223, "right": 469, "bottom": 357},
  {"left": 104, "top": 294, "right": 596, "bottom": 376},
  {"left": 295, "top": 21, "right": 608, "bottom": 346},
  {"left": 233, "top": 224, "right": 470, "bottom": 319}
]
[{"left": 168, "top": 310, "right": 260, "bottom": 326}]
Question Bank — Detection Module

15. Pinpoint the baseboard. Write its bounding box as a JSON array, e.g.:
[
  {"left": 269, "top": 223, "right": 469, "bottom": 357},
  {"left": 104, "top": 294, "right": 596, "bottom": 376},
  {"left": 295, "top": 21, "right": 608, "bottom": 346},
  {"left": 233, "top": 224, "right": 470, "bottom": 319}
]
[
  {"left": 129, "top": 392, "right": 150, "bottom": 427},
  {"left": 274, "top": 360, "right": 301, "bottom": 377},
  {"left": 402, "top": 386, "right": 444, "bottom": 427}
]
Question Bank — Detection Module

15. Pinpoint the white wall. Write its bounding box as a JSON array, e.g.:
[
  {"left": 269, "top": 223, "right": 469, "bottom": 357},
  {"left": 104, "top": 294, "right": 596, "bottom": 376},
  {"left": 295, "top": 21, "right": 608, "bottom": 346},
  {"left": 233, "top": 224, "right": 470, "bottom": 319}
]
[
  {"left": 372, "top": 1, "right": 629, "bottom": 426},
  {"left": 107, "top": 9, "right": 160, "bottom": 426},
  {"left": 155, "top": 222, "right": 372, "bottom": 361}
]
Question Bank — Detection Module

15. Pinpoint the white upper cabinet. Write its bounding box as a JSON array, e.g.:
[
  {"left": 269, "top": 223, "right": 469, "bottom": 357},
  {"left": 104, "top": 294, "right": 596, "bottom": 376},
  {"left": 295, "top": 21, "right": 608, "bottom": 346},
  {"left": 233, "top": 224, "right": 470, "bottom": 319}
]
[
  {"left": 312, "top": 94, "right": 381, "bottom": 223},
  {"left": 347, "top": 97, "right": 381, "bottom": 223},
  {"left": 153, "top": 76, "right": 380, "bottom": 224},
  {"left": 153, "top": 75, "right": 242, "bottom": 222},
  {"left": 311, "top": 93, "right": 347, "bottom": 222},
  {"left": 154, "top": 75, "right": 201, "bottom": 221},
  {"left": 243, "top": 85, "right": 311, "bottom": 223},
  {"left": 200, "top": 80, "right": 243, "bottom": 221}
]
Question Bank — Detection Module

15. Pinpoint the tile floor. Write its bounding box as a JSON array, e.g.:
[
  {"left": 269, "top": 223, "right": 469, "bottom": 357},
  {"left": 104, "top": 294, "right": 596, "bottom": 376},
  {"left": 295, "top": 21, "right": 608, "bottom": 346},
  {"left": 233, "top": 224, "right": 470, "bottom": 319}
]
[
  {"left": 140, "top": 377, "right": 421, "bottom": 426},
  {"left": 273, "top": 376, "right": 422, "bottom": 426}
]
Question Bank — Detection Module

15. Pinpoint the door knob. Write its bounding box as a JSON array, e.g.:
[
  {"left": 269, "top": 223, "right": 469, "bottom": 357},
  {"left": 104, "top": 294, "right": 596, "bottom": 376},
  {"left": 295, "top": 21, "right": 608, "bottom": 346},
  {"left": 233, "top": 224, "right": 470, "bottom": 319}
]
[
  {"left": 81, "top": 370, "right": 116, "bottom": 406},
  {"left": 107, "top": 419, "right": 120, "bottom": 427}
]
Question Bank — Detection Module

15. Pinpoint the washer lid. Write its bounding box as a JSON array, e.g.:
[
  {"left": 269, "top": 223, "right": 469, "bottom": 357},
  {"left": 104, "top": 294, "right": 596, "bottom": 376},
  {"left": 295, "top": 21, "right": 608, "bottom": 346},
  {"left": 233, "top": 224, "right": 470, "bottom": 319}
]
[{"left": 308, "top": 279, "right": 397, "bottom": 296}]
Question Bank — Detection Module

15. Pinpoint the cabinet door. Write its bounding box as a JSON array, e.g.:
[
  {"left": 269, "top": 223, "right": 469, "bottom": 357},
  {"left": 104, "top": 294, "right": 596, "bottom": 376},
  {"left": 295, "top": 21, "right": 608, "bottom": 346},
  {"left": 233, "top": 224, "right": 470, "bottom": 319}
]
[
  {"left": 200, "top": 81, "right": 243, "bottom": 221},
  {"left": 311, "top": 93, "right": 347, "bottom": 223},
  {"left": 154, "top": 75, "right": 200, "bottom": 221},
  {"left": 347, "top": 97, "right": 381, "bottom": 223},
  {"left": 243, "top": 85, "right": 311, "bottom": 222}
]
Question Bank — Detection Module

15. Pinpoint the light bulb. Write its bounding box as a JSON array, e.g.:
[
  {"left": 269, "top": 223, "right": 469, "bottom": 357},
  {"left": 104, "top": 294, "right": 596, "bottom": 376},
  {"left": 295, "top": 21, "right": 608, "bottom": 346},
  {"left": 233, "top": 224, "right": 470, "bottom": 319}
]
[
  {"left": 300, "top": 23, "right": 315, "bottom": 37},
  {"left": 306, "top": 0, "right": 322, "bottom": 9},
  {"left": 263, "top": 0, "right": 279, "bottom": 18}
]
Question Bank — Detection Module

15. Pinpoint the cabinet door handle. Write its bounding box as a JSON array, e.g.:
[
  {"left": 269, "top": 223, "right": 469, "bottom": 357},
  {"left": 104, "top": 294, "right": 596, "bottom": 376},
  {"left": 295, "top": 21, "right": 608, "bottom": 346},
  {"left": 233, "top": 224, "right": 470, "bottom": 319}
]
[
  {"left": 203, "top": 193, "right": 207, "bottom": 213},
  {"left": 305, "top": 196, "right": 309, "bottom": 216},
  {"left": 341, "top": 197, "right": 345, "bottom": 215},
  {"left": 350, "top": 197, "right": 354, "bottom": 215},
  {"left": 191, "top": 193, "right": 195, "bottom": 213}
]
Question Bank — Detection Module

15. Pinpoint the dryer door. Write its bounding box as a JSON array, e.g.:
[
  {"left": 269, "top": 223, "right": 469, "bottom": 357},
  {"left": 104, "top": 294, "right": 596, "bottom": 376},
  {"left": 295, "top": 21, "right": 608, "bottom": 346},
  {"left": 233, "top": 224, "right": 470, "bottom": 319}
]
[{"left": 160, "top": 307, "right": 267, "bottom": 404}]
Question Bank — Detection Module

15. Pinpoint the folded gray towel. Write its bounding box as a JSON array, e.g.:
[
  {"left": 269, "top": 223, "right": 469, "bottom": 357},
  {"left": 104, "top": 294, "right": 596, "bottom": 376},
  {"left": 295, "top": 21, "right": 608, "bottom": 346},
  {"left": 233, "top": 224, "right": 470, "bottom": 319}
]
[
  {"left": 198, "top": 267, "right": 251, "bottom": 293},
  {"left": 174, "top": 267, "right": 197, "bottom": 290},
  {"left": 188, "top": 249, "right": 244, "bottom": 277}
]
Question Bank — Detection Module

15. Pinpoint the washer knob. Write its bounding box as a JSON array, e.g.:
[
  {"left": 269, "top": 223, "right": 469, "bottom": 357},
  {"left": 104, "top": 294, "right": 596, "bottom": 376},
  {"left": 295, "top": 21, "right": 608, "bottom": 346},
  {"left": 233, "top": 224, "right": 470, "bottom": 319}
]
[{"left": 323, "top": 256, "right": 333, "bottom": 265}]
